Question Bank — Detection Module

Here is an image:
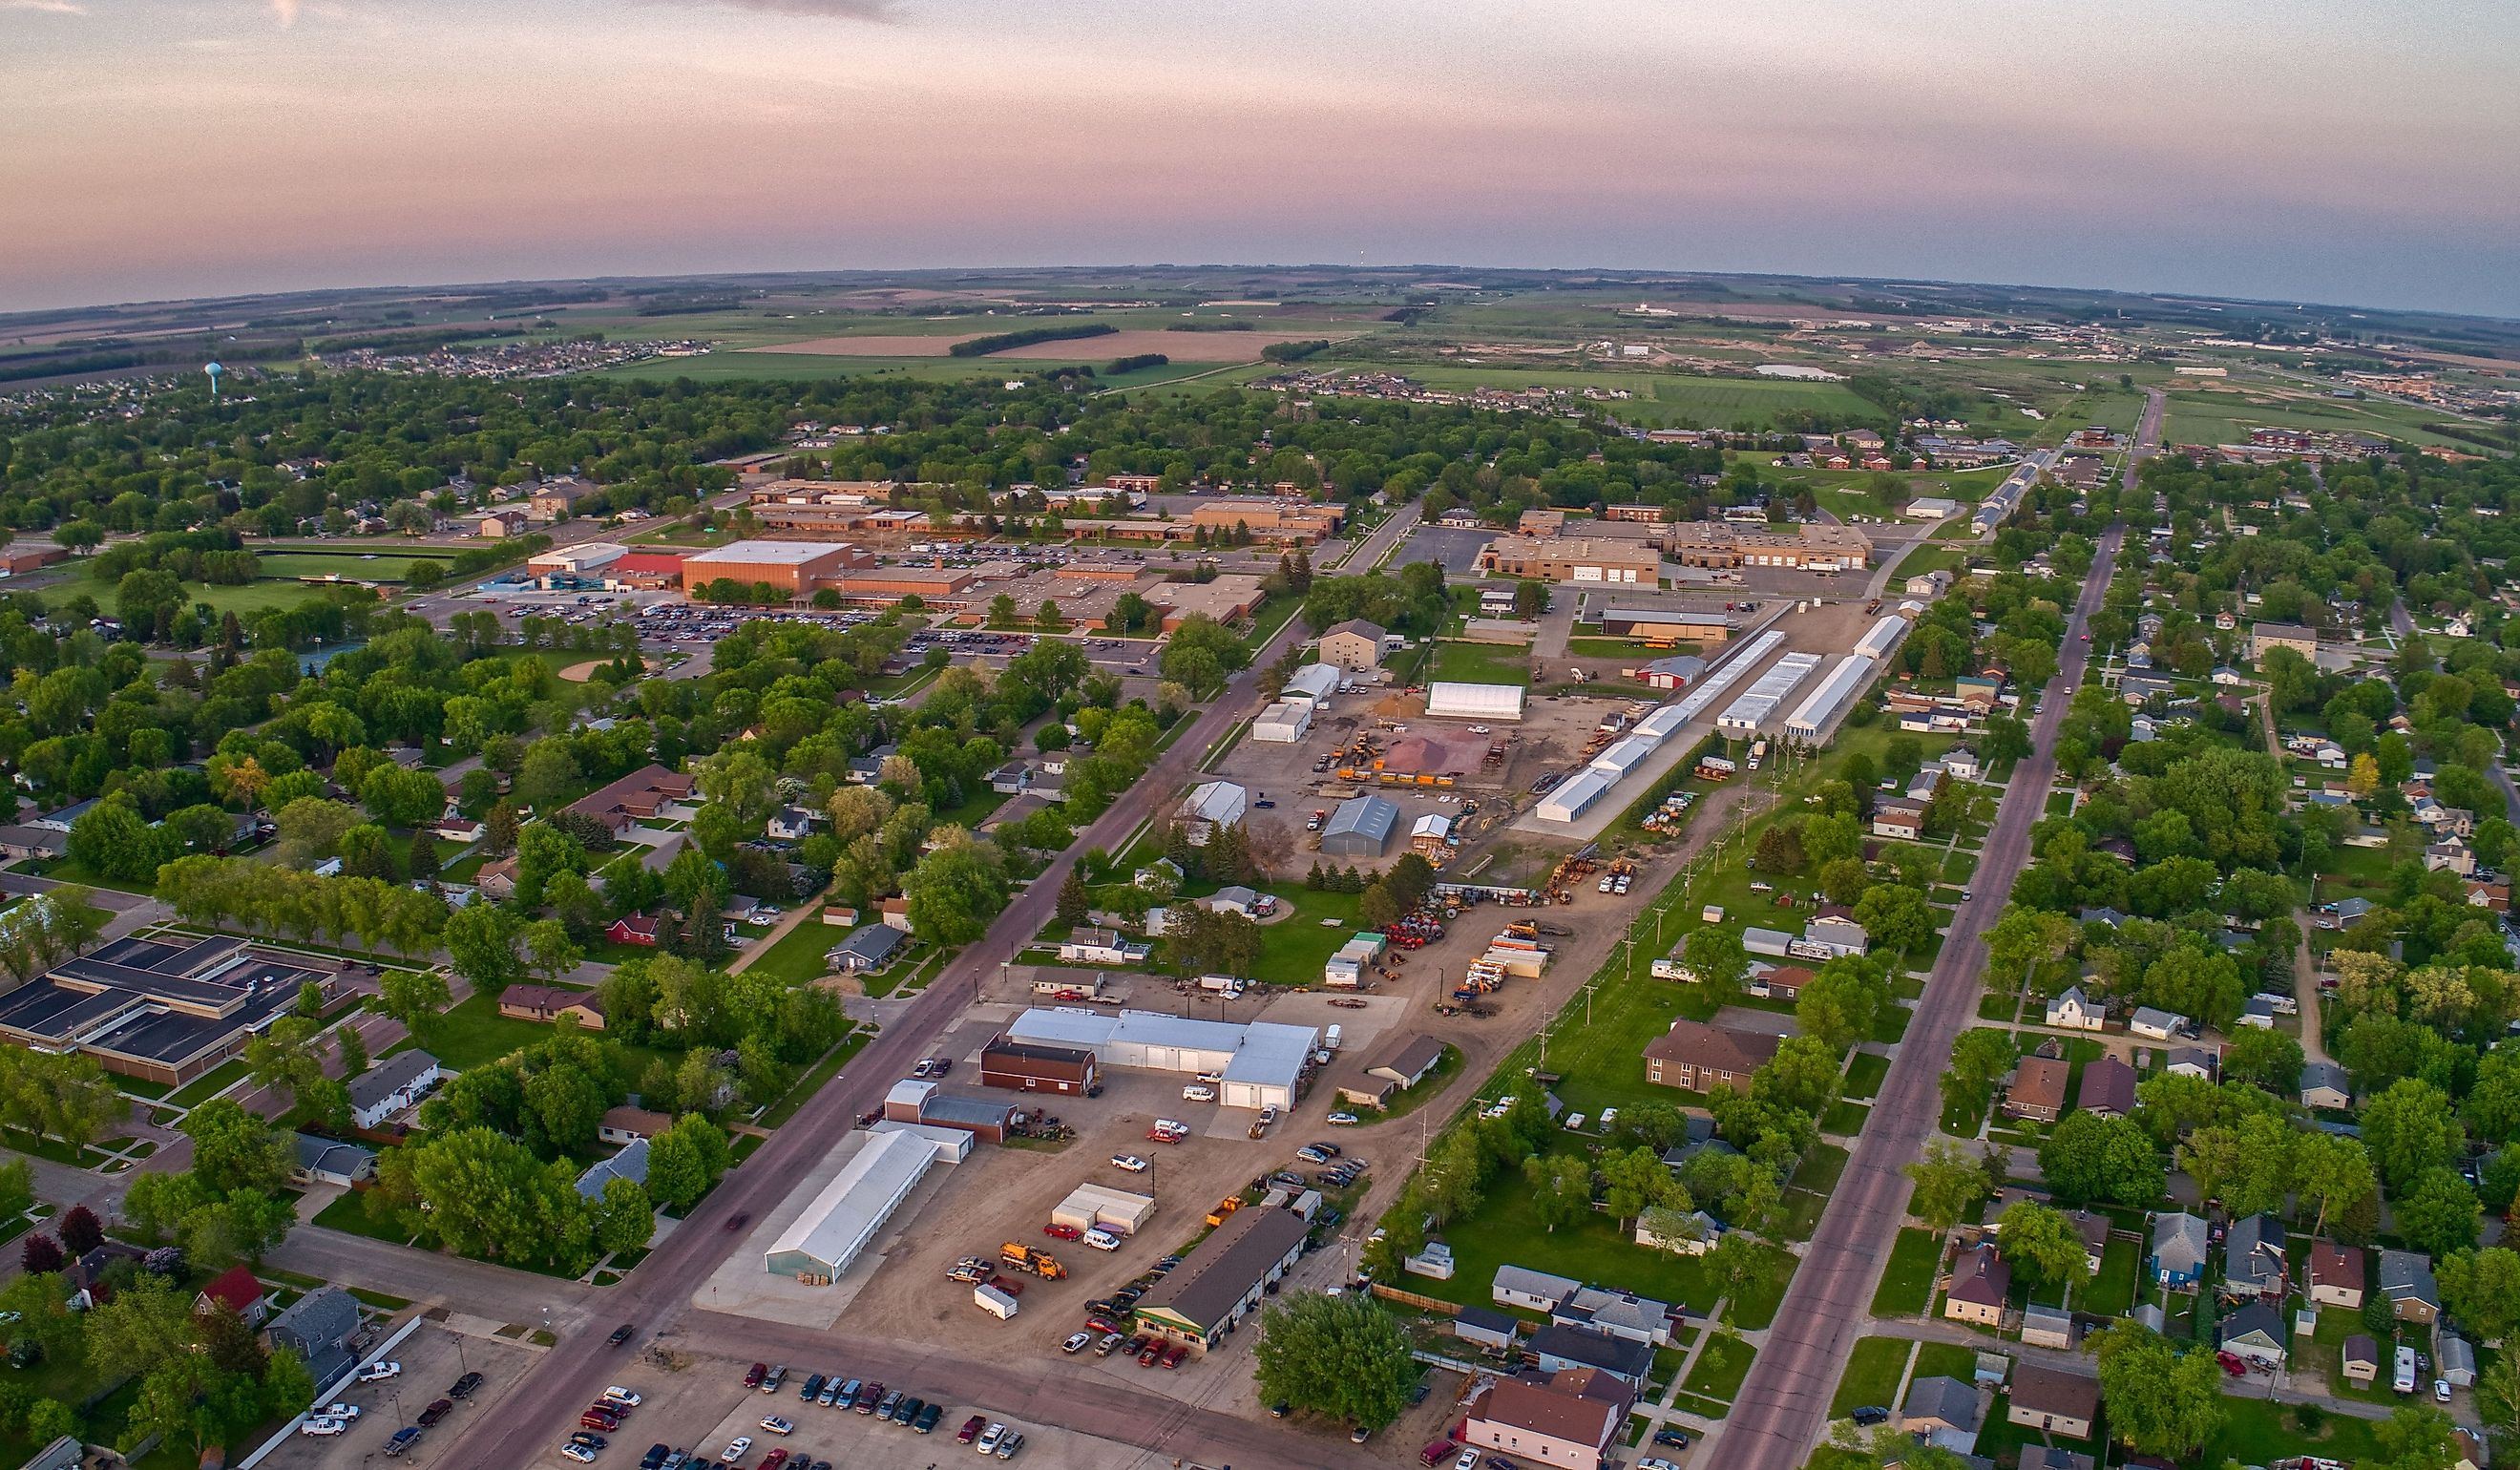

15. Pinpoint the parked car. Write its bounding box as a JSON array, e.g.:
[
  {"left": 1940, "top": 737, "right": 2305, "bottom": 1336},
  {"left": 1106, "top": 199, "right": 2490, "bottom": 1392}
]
[
  {"left": 744, "top": 1363, "right": 767, "bottom": 1388},
  {"left": 718, "top": 1438, "right": 752, "bottom": 1463},
  {"left": 1326, "top": 1111, "right": 1360, "bottom": 1125},
  {"left": 853, "top": 1381, "right": 885, "bottom": 1414},
  {"left": 385, "top": 1427, "right": 424, "bottom": 1458},
  {"left": 561, "top": 1445, "right": 597, "bottom": 1464},
  {"left": 450, "top": 1372, "right": 485, "bottom": 1399},
  {"left": 759, "top": 1417, "right": 793, "bottom": 1436},
  {"left": 993, "top": 1431, "right": 1025, "bottom": 1460},
  {"left": 2216, "top": 1351, "right": 2248, "bottom": 1377},
  {"left": 299, "top": 1418, "right": 347, "bottom": 1438},
  {"left": 358, "top": 1361, "right": 403, "bottom": 1383},
  {"left": 1109, "top": 1154, "right": 1149, "bottom": 1172},
  {"left": 1083, "top": 1228, "right": 1123, "bottom": 1251},
  {"left": 957, "top": 1415, "right": 987, "bottom": 1442},
  {"left": 1849, "top": 1406, "right": 1889, "bottom": 1427},
  {"left": 1061, "top": 1332, "right": 1093, "bottom": 1354},
  {"left": 608, "top": 1323, "right": 637, "bottom": 1346},
  {"left": 419, "top": 1400, "right": 453, "bottom": 1428},
  {"left": 976, "top": 1422, "right": 1008, "bottom": 1454},
  {"left": 602, "top": 1388, "right": 643, "bottom": 1408},
  {"left": 892, "top": 1396, "right": 927, "bottom": 1426},
  {"left": 914, "top": 1402, "right": 944, "bottom": 1434},
  {"left": 1042, "top": 1222, "right": 1083, "bottom": 1241}
]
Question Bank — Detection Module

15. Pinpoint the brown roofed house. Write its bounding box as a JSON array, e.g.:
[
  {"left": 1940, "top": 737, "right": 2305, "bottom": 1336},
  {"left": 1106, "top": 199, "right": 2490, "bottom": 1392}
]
[
  {"left": 497, "top": 985, "right": 606, "bottom": 1030},
  {"left": 1643, "top": 1020, "right": 1783, "bottom": 1094},
  {"left": 2309, "top": 1241, "right": 2366, "bottom": 1310},
  {"left": 2078, "top": 1053, "right": 2136, "bottom": 1117},
  {"left": 2006, "top": 1362, "right": 2100, "bottom": 1439},
  {"left": 567, "top": 764, "right": 696, "bottom": 838},
  {"left": 1463, "top": 1367, "right": 1632, "bottom": 1467},
  {"left": 1945, "top": 1242, "right": 2010, "bottom": 1326},
  {"left": 2005, "top": 1055, "right": 2069, "bottom": 1123}
]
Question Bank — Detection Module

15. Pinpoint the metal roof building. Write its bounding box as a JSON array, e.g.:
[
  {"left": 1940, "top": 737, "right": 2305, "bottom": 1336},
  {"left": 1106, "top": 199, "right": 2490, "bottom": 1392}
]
[
  {"left": 1425, "top": 682, "right": 1526, "bottom": 722},
  {"left": 1002, "top": 1009, "right": 1319, "bottom": 1109},
  {"left": 763, "top": 1126, "right": 962, "bottom": 1284},
  {"left": 1630, "top": 704, "right": 1692, "bottom": 742},
  {"left": 1282, "top": 663, "right": 1341, "bottom": 707},
  {"left": 1536, "top": 770, "right": 1615, "bottom": 824},
  {"left": 1783, "top": 654, "right": 1877, "bottom": 742},
  {"left": 1715, "top": 651, "right": 1824, "bottom": 732},
  {"left": 1853, "top": 613, "right": 1912, "bottom": 661},
  {"left": 1670, "top": 630, "right": 1785, "bottom": 721},
  {"left": 1319, "top": 794, "right": 1400, "bottom": 856},
  {"left": 1589, "top": 736, "right": 1656, "bottom": 779}
]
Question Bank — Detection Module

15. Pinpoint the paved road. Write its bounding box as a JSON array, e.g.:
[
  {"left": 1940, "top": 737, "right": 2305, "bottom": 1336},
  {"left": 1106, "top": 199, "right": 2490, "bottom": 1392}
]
[
  {"left": 1721, "top": 392, "right": 2159, "bottom": 1470},
  {"left": 430, "top": 503, "right": 1421, "bottom": 1470}
]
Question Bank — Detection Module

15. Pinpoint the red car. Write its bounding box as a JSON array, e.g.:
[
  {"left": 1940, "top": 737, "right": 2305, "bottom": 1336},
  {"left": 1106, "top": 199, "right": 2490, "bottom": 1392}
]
[
  {"left": 2216, "top": 1351, "right": 2248, "bottom": 1376},
  {"left": 1160, "top": 1344, "right": 1187, "bottom": 1370},
  {"left": 957, "top": 1416, "right": 987, "bottom": 1443},
  {"left": 745, "top": 1363, "right": 767, "bottom": 1388},
  {"left": 1138, "top": 1343, "right": 1164, "bottom": 1367},
  {"left": 1042, "top": 1223, "right": 1083, "bottom": 1241},
  {"left": 580, "top": 1408, "right": 621, "bottom": 1431},
  {"left": 760, "top": 1452, "right": 789, "bottom": 1470}
]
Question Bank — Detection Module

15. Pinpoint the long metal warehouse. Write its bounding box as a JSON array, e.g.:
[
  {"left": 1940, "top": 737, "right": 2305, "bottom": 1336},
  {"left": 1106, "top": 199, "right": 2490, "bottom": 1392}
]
[
  {"left": 1535, "top": 769, "right": 1616, "bottom": 824},
  {"left": 764, "top": 1126, "right": 961, "bottom": 1283},
  {"left": 1716, "top": 651, "right": 1824, "bottom": 732},
  {"left": 1852, "top": 614, "right": 1912, "bottom": 662},
  {"left": 1670, "top": 629, "right": 1786, "bottom": 723},
  {"left": 1783, "top": 654, "right": 1877, "bottom": 743},
  {"left": 1589, "top": 735, "right": 1657, "bottom": 778}
]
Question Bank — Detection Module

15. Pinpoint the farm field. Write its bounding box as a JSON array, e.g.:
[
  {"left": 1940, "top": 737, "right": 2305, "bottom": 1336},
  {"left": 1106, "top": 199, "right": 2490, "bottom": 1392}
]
[{"left": 2161, "top": 383, "right": 2481, "bottom": 450}]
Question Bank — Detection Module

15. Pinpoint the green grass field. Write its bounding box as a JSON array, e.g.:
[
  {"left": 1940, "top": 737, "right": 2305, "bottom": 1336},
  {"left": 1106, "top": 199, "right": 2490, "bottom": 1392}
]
[
  {"left": 2161, "top": 385, "right": 2476, "bottom": 452},
  {"left": 1830, "top": 1335, "right": 1912, "bottom": 1417},
  {"left": 1428, "top": 640, "right": 1536, "bottom": 686},
  {"left": 1870, "top": 1228, "right": 1941, "bottom": 1316}
]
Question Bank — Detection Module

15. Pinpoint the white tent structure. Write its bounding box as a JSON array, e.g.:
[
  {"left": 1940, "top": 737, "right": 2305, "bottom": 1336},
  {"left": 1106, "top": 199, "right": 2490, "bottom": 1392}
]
[{"left": 1425, "top": 682, "right": 1525, "bottom": 722}]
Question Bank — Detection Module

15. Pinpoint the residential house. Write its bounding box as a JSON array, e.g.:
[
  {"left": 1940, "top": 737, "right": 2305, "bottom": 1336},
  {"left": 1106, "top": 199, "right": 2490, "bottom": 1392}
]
[
  {"left": 1873, "top": 799, "right": 1926, "bottom": 841},
  {"left": 2006, "top": 1363, "right": 2100, "bottom": 1440},
  {"left": 2342, "top": 1334, "right": 2381, "bottom": 1386},
  {"left": 2078, "top": 1055, "right": 2136, "bottom": 1118},
  {"left": 2427, "top": 841, "right": 2477, "bottom": 876},
  {"left": 2129, "top": 1006, "right": 2187, "bottom": 1040},
  {"left": 264, "top": 1286, "right": 363, "bottom": 1388},
  {"left": 1461, "top": 1367, "right": 1631, "bottom": 1470},
  {"left": 1526, "top": 1322, "right": 1655, "bottom": 1387},
  {"left": 476, "top": 855, "right": 520, "bottom": 901},
  {"left": 2150, "top": 1211, "right": 2210, "bottom": 1289},
  {"left": 1494, "top": 1266, "right": 1581, "bottom": 1314},
  {"left": 2072, "top": 1212, "right": 2111, "bottom": 1278},
  {"left": 606, "top": 913, "right": 662, "bottom": 948},
  {"left": 2217, "top": 1301, "right": 2286, "bottom": 1371},
  {"left": 290, "top": 1134, "right": 377, "bottom": 1187},
  {"left": 1201, "top": 885, "right": 1260, "bottom": 917},
  {"left": 2301, "top": 1060, "right": 2352, "bottom": 1110},
  {"left": 1945, "top": 1243, "right": 2010, "bottom": 1328},
  {"left": 2380, "top": 1250, "right": 2441, "bottom": 1324},
  {"left": 1550, "top": 1287, "right": 1673, "bottom": 1348},
  {"left": 1634, "top": 1208, "right": 1724, "bottom": 1255},
  {"left": 194, "top": 1265, "right": 269, "bottom": 1326},
  {"left": 1643, "top": 1019, "right": 1784, "bottom": 1094},
  {"left": 0, "top": 826, "right": 66, "bottom": 861},
  {"left": 2004, "top": 1056, "right": 2069, "bottom": 1123},
  {"left": 2221, "top": 1213, "right": 2288, "bottom": 1301},
  {"left": 1453, "top": 1305, "right": 1519, "bottom": 1353},
  {"left": 828, "top": 923, "right": 906, "bottom": 974},
  {"left": 2463, "top": 877, "right": 2511, "bottom": 913},
  {"left": 565, "top": 765, "right": 696, "bottom": 839},
  {"left": 1058, "top": 927, "right": 1149, "bottom": 966},
  {"left": 2308, "top": 1241, "right": 2365, "bottom": 1310},
  {"left": 2019, "top": 1452, "right": 2094, "bottom": 1470},
  {"left": 875, "top": 895, "right": 913, "bottom": 931},
  {"left": 496, "top": 985, "right": 606, "bottom": 1030},
  {"left": 766, "top": 806, "right": 822, "bottom": 841},
  {"left": 575, "top": 1137, "right": 650, "bottom": 1202},
  {"left": 2044, "top": 986, "right": 2104, "bottom": 1031},
  {"left": 2165, "top": 1046, "right": 2218, "bottom": 1080},
  {"left": 347, "top": 1050, "right": 441, "bottom": 1130},
  {"left": 599, "top": 1105, "right": 673, "bottom": 1145},
  {"left": 1899, "top": 1375, "right": 1983, "bottom": 1450}
]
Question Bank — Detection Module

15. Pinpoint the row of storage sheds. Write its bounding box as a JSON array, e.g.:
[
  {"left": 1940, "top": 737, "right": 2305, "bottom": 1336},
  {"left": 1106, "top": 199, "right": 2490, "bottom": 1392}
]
[
  {"left": 1670, "top": 630, "right": 1786, "bottom": 723},
  {"left": 1852, "top": 613, "right": 1912, "bottom": 662},
  {"left": 1535, "top": 769, "right": 1615, "bottom": 824},
  {"left": 1783, "top": 655, "right": 1879, "bottom": 743},
  {"left": 1716, "top": 651, "right": 1825, "bottom": 732}
]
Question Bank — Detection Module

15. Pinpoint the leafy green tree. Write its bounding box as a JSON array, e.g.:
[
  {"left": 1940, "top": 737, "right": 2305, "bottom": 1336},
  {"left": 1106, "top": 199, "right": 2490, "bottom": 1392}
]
[
  {"left": 644, "top": 1114, "right": 729, "bottom": 1211},
  {"left": 1795, "top": 959, "right": 1885, "bottom": 1054},
  {"left": 2090, "top": 1321, "right": 2224, "bottom": 1460},
  {"left": 1942, "top": 1027, "right": 2016, "bottom": 1124},
  {"left": 1996, "top": 1201, "right": 2093, "bottom": 1295},
  {"left": 903, "top": 835, "right": 1008, "bottom": 947},
  {"left": 441, "top": 903, "right": 525, "bottom": 991},
  {"left": 2362, "top": 1078, "right": 2465, "bottom": 1191},
  {"left": 1599, "top": 1145, "right": 1680, "bottom": 1227},
  {"left": 2395, "top": 1168, "right": 2482, "bottom": 1257},
  {"left": 2223, "top": 1027, "right": 2304, "bottom": 1094},
  {"left": 360, "top": 763, "right": 445, "bottom": 830},
  {"left": 1251, "top": 1291, "right": 1420, "bottom": 1432},
  {"left": 1682, "top": 927, "right": 1748, "bottom": 998},
  {"left": 179, "top": 1100, "right": 292, "bottom": 1196},
  {"left": 595, "top": 1176, "right": 654, "bottom": 1257},
  {"left": 2039, "top": 1112, "right": 2162, "bottom": 1207},
  {"left": 1524, "top": 1153, "right": 1593, "bottom": 1232},
  {"left": 2438, "top": 1247, "right": 2520, "bottom": 1345},
  {"left": 378, "top": 966, "right": 452, "bottom": 1035},
  {"left": 1904, "top": 1139, "right": 1995, "bottom": 1230}
]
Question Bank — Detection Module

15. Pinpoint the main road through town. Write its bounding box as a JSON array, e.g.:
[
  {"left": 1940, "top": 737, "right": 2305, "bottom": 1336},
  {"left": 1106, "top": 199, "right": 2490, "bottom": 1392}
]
[
  {"left": 1720, "top": 395, "right": 2157, "bottom": 1469},
  {"left": 430, "top": 503, "right": 1423, "bottom": 1470}
]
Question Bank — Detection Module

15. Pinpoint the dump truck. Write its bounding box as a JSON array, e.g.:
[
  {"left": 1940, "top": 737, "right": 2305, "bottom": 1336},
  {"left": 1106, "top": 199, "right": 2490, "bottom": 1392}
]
[
  {"left": 998, "top": 1243, "right": 1067, "bottom": 1280},
  {"left": 1205, "top": 1197, "right": 1243, "bottom": 1228}
]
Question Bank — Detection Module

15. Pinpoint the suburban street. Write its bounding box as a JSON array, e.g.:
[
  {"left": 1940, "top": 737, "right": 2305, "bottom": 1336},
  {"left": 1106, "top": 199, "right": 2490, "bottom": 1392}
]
[
  {"left": 1720, "top": 396, "right": 2157, "bottom": 1468},
  {"left": 426, "top": 502, "right": 1422, "bottom": 1469}
]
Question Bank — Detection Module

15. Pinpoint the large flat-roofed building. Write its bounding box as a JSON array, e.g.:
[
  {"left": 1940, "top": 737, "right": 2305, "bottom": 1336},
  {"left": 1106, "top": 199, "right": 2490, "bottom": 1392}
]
[
  {"left": 0, "top": 934, "right": 328, "bottom": 1086},
  {"left": 1142, "top": 574, "right": 1270, "bottom": 628},
  {"left": 1658, "top": 521, "right": 1872, "bottom": 570},
  {"left": 978, "top": 1037, "right": 1099, "bottom": 1094},
  {"left": 1001, "top": 1008, "right": 1318, "bottom": 1110},
  {"left": 1478, "top": 536, "right": 1661, "bottom": 585},
  {"left": 682, "top": 539, "right": 866, "bottom": 596},
  {"left": 764, "top": 1127, "right": 964, "bottom": 1284},
  {"left": 1184, "top": 499, "right": 1344, "bottom": 543},
  {"left": 826, "top": 566, "right": 976, "bottom": 603},
  {"left": 1133, "top": 1206, "right": 1310, "bottom": 1351},
  {"left": 1594, "top": 607, "right": 1733, "bottom": 643},
  {"left": 2252, "top": 622, "right": 2320, "bottom": 662}
]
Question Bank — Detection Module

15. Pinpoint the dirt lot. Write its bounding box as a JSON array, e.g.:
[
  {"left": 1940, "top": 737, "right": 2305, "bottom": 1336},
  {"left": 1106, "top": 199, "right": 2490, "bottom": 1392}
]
[{"left": 992, "top": 330, "right": 1354, "bottom": 364}]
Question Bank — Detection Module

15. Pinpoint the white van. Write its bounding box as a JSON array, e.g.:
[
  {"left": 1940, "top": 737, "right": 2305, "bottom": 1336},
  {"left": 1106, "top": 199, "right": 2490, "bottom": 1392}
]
[
  {"left": 1182, "top": 1083, "right": 1217, "bottom": 1102},
  {"left": 1082, "top": 1228, "right": 1123, "bottom": 1252}
]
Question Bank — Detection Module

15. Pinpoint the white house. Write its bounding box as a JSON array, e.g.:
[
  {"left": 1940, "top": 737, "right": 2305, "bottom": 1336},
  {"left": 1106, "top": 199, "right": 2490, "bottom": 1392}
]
[
  {"left": 347, "top": 1051, "right": 442, "bottom": 1130},
  {"left": 1058, "top": 927, "right": 1149, "bottom": 966},
  {"left": 766, "top": 806, "right": 822, "bottom": 841},
  {"left": 2130, "top": 1006, "right": 2187, "bottom": 1040},
  {"left": 2045, "top": 985, "right": 2105, "bottom": 1031}
]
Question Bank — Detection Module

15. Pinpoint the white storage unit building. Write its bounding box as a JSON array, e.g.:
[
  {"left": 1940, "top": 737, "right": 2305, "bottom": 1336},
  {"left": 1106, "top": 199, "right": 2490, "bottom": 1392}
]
[
  {"left": 1052, "top": 1183, "right": 1159, "bottom": 1236},
  {"left": 1250, "top": 700, "right": 1313, "bottom": 743},
  {"left": 1283, "top": 663, "right": 1341, "bottom": 708},
  {"left": 1670, "top": 630, "right": 1785, "bottom": 722},
  {"left": 1536, "top": 769, "right": 1616, "bottom": 823},
  {"left": 1853, "top": 614, "right": 1912, "bottom": 662},
  {"left": 1425, "top": 682, "right": 1526, "bottom": 723},
  {"left": 764, "top": 1126, "right": 961, "bottom": 1283},
  {"left": 1630, "top": 704, "right": 1692, "bottom": 743},
  {"left": 1589, "top": 736, "right": 1656, "bottom": 779},
  {"left": 1783, "top": 655, "right": 1877, "bottom": 743},
  {"left": 1716, "top": 651, "right": 1825, "bottom": 732}
]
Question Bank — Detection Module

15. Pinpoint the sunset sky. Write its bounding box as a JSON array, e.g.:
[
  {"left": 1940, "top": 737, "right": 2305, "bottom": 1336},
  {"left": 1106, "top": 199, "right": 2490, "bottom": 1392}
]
[{"left": 4, "top": 0, "right": 2516, "bottom": 315}]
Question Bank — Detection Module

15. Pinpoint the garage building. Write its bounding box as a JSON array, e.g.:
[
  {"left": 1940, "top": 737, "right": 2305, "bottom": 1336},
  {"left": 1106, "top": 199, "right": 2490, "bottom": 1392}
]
[
  {"left": 1002, "top": 1008, "right": 1319, "bottom": 1110},
  {"left": 764, "top": 1126, "right": 963, "bottom": 1283},
  {"left": 1281, "top": 663, "right": 1341, "bottom": 707},
  {"left": 978, "top": 1038, "right": 1099, "bottom": 1094},
  {"left": 1596, "top": 608, "right": 1733, "bottom": 643},
  {"left": 1052, "top": 1183, "right": 1159, "bottom": 1236},
  {"left": 1318, "top": 795, "right": 1400, "bottom": 857},
  {"left": 1250, "top": 700, "right": 1312, "bottom": 744},
  {"left": 1133, "top": 1206, "right": 1312, "bottom": 1352},
  {"left": 1425, "top": 682, "right": 1526, "bottom": 723},
  {"left": 880, "top": 1080, "right": 1016, "bottom": 1143}
]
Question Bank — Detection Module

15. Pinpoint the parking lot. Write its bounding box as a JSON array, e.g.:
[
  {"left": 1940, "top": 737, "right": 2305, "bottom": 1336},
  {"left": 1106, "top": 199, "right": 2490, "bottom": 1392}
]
[{"left": 255, "top": 1322, "right": 538, "bottom": 1470}]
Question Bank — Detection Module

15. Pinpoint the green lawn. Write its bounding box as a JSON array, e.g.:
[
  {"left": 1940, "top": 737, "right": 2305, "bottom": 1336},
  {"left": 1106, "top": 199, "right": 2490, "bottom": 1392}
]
[
  {"left": 185, "top": 579, "right": 363, "bottom": 617},
  {"left": 1250, "top": 887, "right": 1370, "bottom": 986},
  {"left": 1841, "top": 1052, "right": 1890, "bottom": 1101},
  {"left": 741, "top": 918, "right": 847, "bottom": 988},
  {"left": 391, "top": 989, "right": 671, "bottom": 1076},
  {"left": 167, "top": 1059, "right": 248, "bottom": 1108},
  {"left": 312, "top": 1187, "right": 419, "bottom": 1246},
  {"left": 757, "top": 1027, "right": 870, "bottom": 1129},
  {"left": 1819, "top": 1100, "right": 1870, "bottom": 1136},
  {"left": 1790, "top": 1142, "right": 1850, "bottom": 1195},
  {"left": 1682, "top": 1334, "right": 1757, "bottom": 1402},
  {"left": 1831, "top": 1335, "right": 1913, "bottom": 1417},
  {"left": 2084, "top": 1235, "right": 2140, "bottom": 1317},
  {"left": 2203, "top": 1396, "right": 2388, "bottom": 1467},
  {"left": 1427, "top": 640, "right": 1535, "bottom": 687},
  {"left": 1871, "top": 1228, "right": 1941, "bottom": 1316},
  {"left": 1910, "top": 1341, "right": 1978, "bottom": 1383}
]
